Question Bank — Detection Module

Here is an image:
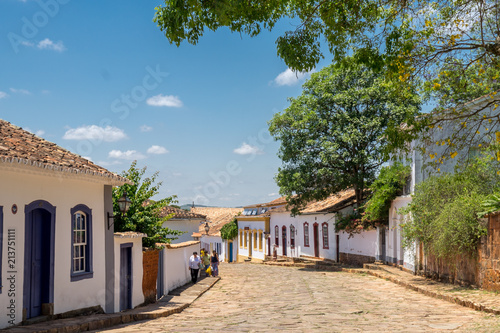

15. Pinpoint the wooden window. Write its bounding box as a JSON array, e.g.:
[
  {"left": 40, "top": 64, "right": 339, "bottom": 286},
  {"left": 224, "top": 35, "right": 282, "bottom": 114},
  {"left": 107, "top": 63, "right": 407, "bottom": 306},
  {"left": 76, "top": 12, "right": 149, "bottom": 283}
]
[
  {"left": 322, "top": 222, "right": 329, "bottom": 249},
  {"left": 258, "top": 230, "right": 263, "bottom": 251},
  {"left": 239, "top": 230, "right": 243, "bottom": 247},
  {"left": 304, "top": 222, "right": 310, "bottom": 247},
  {"left": 290, "top": 225, "right": 295, "bottom": 248},
  {"left": 275, "top": 225, "right": 279, "bottom": 246},
  {"left": 244, "top": 230, "right": 248, "bottom": 249},
  {"left": 71, "top": 204, "right": 93, "bottom": 281},
  {"left": 253, "top": 230, "right": 258, "bottom": 250}
]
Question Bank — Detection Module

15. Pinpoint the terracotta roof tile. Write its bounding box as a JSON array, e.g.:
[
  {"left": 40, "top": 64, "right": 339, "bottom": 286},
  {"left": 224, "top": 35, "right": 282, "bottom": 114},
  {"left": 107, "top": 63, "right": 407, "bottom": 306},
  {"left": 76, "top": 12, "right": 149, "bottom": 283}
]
[
  {"left": 269, "top": 189, "right": 357, "bottom": 214},
  {"left": 192, "top": 207, "right": 243, "bottom": 236},
  {"left": 0, "top": 119, "right": 129, "bottom": 184},
  {"left": 160, "top": 206, "right": 207, "bottom": 220}
]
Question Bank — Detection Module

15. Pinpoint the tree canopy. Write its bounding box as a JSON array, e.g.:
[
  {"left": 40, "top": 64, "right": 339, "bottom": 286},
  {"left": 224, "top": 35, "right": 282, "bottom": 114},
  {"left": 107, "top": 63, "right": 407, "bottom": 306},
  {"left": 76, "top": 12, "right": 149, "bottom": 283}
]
[
  {"left": 155, "top": 0, "right": 500, "bottom": 163},
  {"left": 268, "top": 58, "right": 421, "bottom": 213},
  {"left": 113, "top": 161, "right": 184, "bottom": 248}
]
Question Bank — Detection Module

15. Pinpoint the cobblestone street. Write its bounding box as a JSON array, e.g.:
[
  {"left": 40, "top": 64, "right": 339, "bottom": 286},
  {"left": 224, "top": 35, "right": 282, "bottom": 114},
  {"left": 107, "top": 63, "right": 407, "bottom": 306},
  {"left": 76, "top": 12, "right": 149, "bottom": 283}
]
[{"left": 97, "top": 263, "right": 500, "bottom": 332}]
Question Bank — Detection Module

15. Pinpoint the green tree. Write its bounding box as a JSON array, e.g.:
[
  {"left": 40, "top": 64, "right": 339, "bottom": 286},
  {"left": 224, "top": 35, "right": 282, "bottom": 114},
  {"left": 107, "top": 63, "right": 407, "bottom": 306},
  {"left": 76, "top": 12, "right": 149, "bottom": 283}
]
[
  {"left": 268, "top": 58, "right": 420, "bottom": 214},
  {"left": 220, "top": 218, "right": 238, "bottom": 240},
  {"left": 154, "top": 0, "right": 500, "bottom": 162},
  {"left": 401, "top": 155, "right": 500, "bottom": 259},
  {"left": 113, "top": 161, "right": 184, "bottom": 248}
]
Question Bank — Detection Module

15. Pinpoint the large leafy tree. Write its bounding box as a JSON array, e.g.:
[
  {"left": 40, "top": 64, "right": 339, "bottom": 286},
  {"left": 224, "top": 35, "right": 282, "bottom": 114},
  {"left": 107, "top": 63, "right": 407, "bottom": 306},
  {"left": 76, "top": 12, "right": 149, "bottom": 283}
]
[
  {"left": 113, "top": 161, "right": 184, "bottom": 248},
  {"left": 154, "top": 0, "right": 500, "bottom": 162},
  {"left": 268, "top": 58, "right": 421, "bottom": 213}
]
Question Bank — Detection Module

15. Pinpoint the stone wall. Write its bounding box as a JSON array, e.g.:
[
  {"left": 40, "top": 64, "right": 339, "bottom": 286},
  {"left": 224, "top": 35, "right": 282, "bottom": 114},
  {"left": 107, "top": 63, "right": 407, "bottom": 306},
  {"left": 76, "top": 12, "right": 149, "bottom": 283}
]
[
  {"left": 421, "top": 253, "right": 479, "bottom": 286},
  {"left": 480, "top": 213, "right": 500, "bottom": 291},
  {"left": 339, "top": 252, "right": 375, "bottom": 267},
  {"left": 142, "top": 249, "right": 160, "bottom": 304}
]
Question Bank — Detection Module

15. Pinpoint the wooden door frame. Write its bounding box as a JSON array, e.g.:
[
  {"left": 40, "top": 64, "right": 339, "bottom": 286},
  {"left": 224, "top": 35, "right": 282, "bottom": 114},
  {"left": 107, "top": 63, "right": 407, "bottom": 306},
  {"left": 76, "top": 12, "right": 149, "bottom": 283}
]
[{"left": 313, "top": 223, "right": 319, "bottom": 258}]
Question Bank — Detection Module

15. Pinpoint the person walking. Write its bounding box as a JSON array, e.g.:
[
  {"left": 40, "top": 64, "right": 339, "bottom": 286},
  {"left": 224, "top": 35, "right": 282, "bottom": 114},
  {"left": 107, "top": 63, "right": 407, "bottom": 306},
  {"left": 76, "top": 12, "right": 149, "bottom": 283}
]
[
  {"left": 210, "top": 250, "right": 219, "bottom": 277},
  {"left": 188, "top": 251, "right": 201, "bottom": 284},
  {"left": 201, "top": 250, "right": 210, "bottom": 277}
]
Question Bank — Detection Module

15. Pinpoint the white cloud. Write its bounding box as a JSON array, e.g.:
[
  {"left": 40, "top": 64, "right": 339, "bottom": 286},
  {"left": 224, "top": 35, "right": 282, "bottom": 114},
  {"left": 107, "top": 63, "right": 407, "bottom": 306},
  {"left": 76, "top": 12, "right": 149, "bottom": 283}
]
[
  {"left": 63, "top": 125, "right": 127, "bottom": 142},
  {"left": 96, "top": 160, "right": 122, "bottom": 167},
  {"left": 233, "top": 142, "right": 264, "bottom": 155},
  {"left": 0, "top": 91, "right": 8, "bottom": 99},
  {"left": 20, "top": 40, "right": 34, "bottom": 47},
  {"left": 108, "top": 150, "right": 146, "bottom": 160},
  {"left": 37, "top": 38, "right": 66, "bottom": 52},
  {"left": 147, "top": 145, "right": 168, "bottom": 154},
  {"left": 146, "top": 94, "right": 183, "bottom": 107},
  {"left": 82, "top": 156, "right": 92, "bottom": 162},
  {"left": 10, "top": 88, "right": 31, "bottom": 95},
  {"left": 24, "top": 128, "right": 45, "bottom": 137},
  {"left": 140, "top": 125, "right": 153, "bottom": 132},
  {"left": 268, "top": 193, "right": 278, "bottom": 197},
  {"left": 273, "top": 68, "right": 312, "bottom": 86}
]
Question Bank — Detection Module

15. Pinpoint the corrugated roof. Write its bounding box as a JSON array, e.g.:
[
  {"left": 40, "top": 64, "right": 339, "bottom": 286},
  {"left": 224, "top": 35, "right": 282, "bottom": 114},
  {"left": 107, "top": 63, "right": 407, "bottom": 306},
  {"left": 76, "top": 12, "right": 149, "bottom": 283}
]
[
  {"left": 192, "top": 207, "right": 243, "bottom": 236},
  {"left": 0, "top": 119, "right": 130, "bottom": 185}
]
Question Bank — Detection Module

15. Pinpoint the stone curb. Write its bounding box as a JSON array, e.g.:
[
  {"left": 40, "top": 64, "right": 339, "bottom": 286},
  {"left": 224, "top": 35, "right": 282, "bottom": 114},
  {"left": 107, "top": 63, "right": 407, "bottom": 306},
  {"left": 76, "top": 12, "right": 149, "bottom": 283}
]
[
  {"left": 3, "top": 277, "right": 220, "bottom": 333},
  {"left": 342, "top": 268, "right": 500, "bottom": 316}
]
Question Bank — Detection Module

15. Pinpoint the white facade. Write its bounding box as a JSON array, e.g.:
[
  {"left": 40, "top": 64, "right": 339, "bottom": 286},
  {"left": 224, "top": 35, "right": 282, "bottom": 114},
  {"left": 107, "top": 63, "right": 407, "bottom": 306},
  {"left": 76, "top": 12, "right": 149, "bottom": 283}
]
[
  {"left": 200, "top": 235, "right": 224, "bottom": 261},
  {"left": 237, "top": 220, "right": 267, "bottom": 261},
  {"left": 270, "top": 212, "right": 338, "bottom": 260},
  {"left": 338, "top": 229, "right": 379, "bottom": 259},
  {"left": 158, "top": 241, "right": 200, "bottom": 296},
  {"left": 0, "top": 166, "right": 115, "bottom": 328},
  {"left": 113, "top": 234, "right": 144, "bottom": 311},
  {"left": 162, "top": 218, "right": 204, "bottom": 244}
]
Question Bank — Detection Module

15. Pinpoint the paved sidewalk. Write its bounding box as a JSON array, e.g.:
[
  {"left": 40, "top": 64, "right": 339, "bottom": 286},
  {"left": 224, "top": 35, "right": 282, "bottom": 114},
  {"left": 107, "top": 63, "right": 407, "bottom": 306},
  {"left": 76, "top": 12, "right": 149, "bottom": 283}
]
[
  {"left": 343, "top": 264, "right": 500, "bottom": 315},
  {"left": 2, "top": 276, "right": 220, "bottom": 333}
]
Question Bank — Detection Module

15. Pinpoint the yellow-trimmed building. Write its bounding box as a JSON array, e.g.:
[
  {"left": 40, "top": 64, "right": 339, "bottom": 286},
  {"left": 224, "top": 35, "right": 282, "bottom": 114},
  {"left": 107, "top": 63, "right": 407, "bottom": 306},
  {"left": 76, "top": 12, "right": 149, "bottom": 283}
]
[{"left": 236, "top": 197, "right": 286, "bottom": 262}]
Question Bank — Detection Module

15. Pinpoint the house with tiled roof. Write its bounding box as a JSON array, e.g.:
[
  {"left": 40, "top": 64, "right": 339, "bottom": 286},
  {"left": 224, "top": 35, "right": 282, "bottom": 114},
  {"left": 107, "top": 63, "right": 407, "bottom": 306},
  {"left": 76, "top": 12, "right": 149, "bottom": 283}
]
[
  {"left": 159, "top": 206, "right": 206, "bottom": 244},
  {"left": 269, "top": 189, "right": 379, "bottom": 265},
  {"left": 0, "top": 119, "right": 132, "bottom": 328},
  {"left": 191, "top": 207, "right": 243, "bottom": 262}
]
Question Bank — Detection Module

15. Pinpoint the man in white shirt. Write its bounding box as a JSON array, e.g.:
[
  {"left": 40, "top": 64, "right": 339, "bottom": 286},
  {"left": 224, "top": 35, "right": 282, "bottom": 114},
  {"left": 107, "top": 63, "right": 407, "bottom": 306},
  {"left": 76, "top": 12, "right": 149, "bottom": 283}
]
[{"left": 189, "top": 251, "right": 201, "bottom": 284}]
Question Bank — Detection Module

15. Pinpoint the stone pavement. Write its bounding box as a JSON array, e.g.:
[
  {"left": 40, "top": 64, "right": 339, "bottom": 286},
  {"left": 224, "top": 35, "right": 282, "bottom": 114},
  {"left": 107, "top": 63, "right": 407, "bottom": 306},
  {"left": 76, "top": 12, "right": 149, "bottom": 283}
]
[
  {"left": 94, "top": 263, "right": 500, "bottom": 332},
  {"left": 2, "top": 276, "right": 219, "bottom": 333}
]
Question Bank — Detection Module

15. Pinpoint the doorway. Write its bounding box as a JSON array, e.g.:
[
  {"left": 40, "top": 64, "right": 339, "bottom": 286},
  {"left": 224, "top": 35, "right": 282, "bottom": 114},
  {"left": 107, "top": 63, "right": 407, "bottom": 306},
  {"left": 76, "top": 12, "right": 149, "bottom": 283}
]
[
  {"left": 120, "top": 244, "right": 133, "bottom": 311},
  {"left": 24, "top": 201, "right": 55, "bottom": 319},
  {"left": 282, "top": 226, "right": 287, "bottom": 256},
  {"left": 229, "top": 242, "right": 233, "bottom": 262},
  {"left": 313, "top": 223, "right": 319, "bottom": 257}
]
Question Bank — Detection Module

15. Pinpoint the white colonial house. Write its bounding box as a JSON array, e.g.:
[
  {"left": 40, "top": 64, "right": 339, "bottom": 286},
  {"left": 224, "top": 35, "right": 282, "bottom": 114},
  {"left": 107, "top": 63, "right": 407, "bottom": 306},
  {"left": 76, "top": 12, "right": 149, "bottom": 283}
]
[
  {"left": 269, "top": 189, "right": 381, "bottom": 265},
  {"left": 0, "top": 119, "right": 131, "bottom": 329},
  {"left": 387, "top": 92, "right": 500, "bottom": 273},
  {"left": 191, "top": 207, "right": 242, "bottom": 262},
  {"left": 160, "top": 206, "right": 206, "bottom": 244}
]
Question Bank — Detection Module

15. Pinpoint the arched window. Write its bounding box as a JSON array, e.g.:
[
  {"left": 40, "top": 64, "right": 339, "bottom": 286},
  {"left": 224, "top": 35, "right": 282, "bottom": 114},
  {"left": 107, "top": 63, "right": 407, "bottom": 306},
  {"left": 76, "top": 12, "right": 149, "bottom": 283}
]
[
  {"left": 322, "top": 222, "right": 329, "bottom": 249},
  {"left": 275, "top": 225, "right": 279, "bottom": 246},
  {"left": 290, "top": 225, "right": 295, "bottom": 248},
  {"left": 303, "top": 222, "right": 310, "bottom": 247},
  {"left": 71, "top": 204, "right": 93, "bottom": 281}
]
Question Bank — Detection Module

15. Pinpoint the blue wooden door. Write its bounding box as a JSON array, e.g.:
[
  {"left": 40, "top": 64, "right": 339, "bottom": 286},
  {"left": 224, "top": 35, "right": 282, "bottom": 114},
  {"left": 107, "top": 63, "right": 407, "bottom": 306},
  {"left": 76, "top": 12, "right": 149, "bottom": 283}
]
[
  {"left": 29, "top": 209, "right": 50, "bottom": 318},
  {"left": 120, "top": 247, "right": 132, "bottom": 311},
  {"left": 229, "top": 242, "right": 233, "bottom": 262}
]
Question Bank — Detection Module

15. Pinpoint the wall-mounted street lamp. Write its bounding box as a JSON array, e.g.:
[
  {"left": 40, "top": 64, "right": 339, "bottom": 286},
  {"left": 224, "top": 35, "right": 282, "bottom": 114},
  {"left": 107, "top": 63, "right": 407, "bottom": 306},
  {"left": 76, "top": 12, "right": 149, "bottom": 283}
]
[
  {"left": 204, "top": 221, "right": 210, "bottom": 235},
  {"left": 107, "top": 191, "right": 132, "bottom": 230}
]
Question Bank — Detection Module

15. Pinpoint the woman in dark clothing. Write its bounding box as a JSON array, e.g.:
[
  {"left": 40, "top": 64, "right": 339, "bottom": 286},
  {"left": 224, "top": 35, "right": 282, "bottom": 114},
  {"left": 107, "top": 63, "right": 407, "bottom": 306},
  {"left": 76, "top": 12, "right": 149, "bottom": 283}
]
[{"left": 210, "top": 250, "right": 219, "bottom": 277}]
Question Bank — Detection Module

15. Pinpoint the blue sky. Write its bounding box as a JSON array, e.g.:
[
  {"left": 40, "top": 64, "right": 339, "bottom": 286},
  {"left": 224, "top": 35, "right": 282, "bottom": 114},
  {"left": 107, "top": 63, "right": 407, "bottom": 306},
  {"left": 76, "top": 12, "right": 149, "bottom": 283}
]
[{"left": 0, "top": 0, "right": 333, "bottom": 207}]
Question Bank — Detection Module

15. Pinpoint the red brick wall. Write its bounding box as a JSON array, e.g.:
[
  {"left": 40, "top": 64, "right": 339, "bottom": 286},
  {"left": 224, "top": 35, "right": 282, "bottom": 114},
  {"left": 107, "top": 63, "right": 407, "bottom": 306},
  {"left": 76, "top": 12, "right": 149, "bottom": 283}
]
[{"left": 142, "top": 249, "right": 159, "bottom": 304}]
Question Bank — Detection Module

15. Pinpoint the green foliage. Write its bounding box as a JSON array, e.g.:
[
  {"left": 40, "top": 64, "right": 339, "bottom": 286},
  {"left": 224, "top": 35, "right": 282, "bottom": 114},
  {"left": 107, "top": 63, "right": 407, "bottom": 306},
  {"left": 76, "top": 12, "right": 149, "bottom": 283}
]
[
  {"left": 478, "top": 193, "right": 500, "bottom": 218},
  {"left": 268, "top": 57, "right": 420, "bottom": 214},
  {"left": 363, "top": 162, "right": 411, "bottom": 223},
  {"left": 220, "top": 218, "right": 238, "bottom": 240},
  {"left": 401, "top": 156, "right": 500, "bottom": 259},
  {"left": 113, "top": 161, "right": 184, "bottom": 248}
]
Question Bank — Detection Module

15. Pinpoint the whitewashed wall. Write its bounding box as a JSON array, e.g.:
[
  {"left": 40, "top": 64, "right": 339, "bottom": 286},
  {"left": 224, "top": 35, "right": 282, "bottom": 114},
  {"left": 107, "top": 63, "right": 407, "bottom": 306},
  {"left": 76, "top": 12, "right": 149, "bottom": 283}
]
[
  {"left": 200, "top": 235, "right": 223, "bottom": 261},
  {"left": 0, "top": 168, "right": 108, "bottom": 329},
  {"left": 338, "top": 229, "right": 378, "bottom": 258},
  {"left": 270, "top": 212, "right": 338, "bottom": 260},
  {"left": 237, "top": 221, "right": 266, "bottom": 261},
  {"left": 389, "top": 196, "right": 414, "bottom": 271},
  {"left": 113, "top": 234, "right": 144, "bottom": 311},
  {"left": 159, "top": 241, "right": 200, "bottom": 295},
  {"left": 162, "top": 219, "right": 203, "bottom": 244}
]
